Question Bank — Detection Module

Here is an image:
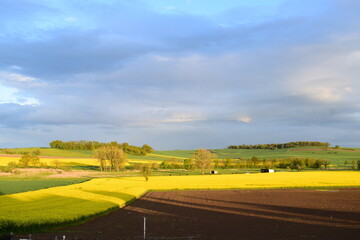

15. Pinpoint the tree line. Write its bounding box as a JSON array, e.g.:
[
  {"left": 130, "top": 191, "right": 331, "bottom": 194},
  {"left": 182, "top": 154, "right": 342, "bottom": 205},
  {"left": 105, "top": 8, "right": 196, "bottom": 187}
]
[
  {"left": 49, "top": 140, "right": 153, "bottom": 156},
  {"left": 159, "top": 156, "right": 333, "bottom": 171},
  {"left": 227, "top": 141, "right": 330, "bottom": 150}
]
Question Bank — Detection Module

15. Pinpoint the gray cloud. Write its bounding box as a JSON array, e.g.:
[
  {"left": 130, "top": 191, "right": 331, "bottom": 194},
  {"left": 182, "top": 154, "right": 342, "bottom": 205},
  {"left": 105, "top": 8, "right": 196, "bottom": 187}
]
[{"left": 0, "top": 0, "right": 360, "bottom": 149}]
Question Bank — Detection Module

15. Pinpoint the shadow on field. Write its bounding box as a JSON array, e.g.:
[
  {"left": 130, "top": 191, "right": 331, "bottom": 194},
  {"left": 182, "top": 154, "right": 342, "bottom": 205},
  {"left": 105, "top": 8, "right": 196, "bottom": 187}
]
[
  {"left": 145, "top": 195, "right": 360, "bottom": 224},
  {"left": 70, "top": 165, "right": 99, "bottom": 171},
  {"left": 79, "top": 190, "right": 137, "bottom": 204},
  {"left": 33, "top": 189, "right": 360, "bottom": 240},
  {"left": 0, "top": 193, "right": 121, "bottom": 234}
]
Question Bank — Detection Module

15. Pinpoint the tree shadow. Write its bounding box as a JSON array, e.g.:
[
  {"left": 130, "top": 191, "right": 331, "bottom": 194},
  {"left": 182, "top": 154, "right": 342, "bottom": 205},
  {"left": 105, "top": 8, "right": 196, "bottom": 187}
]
[
  {"left": 80, "top": 189, "right": 136, "bottom": 205},
  {"left": 0, "top": 193, "right": 120, "bottom": 234},
  {"left": 33, "top": 190, "right": 360, "bottom": 240},
  {"left": 70, "top": 165, "right": 99, "bottom": 171},
  {"left": 144, "top": 194, "right": 360, "bottom": 226}
]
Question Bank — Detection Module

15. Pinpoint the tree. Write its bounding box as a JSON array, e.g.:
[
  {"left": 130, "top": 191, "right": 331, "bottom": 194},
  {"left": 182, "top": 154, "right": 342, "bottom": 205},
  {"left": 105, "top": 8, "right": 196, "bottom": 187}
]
[
  {"left": 324, "top": 142, "right": 330, "bottom": 151},
  {"left": 30, "top": 155, "right": 41, "bottom": 166},
  {"left": 250, "top": 156, "right": 260, "bottom": 166},
  {"left": 18, "top": 154, "right": 33, "bottom": 167},
  {"left": 6, "top": 161, "right": 17, "bottom": 172},
  {"left": 17, "top": 153, "right": 41, "bottom": 167},
  {"left": 224, "top": 158, "right": 233, "bottom": 169},
  {"left": 95, "top": 146, "right": 126, "bottom": 171},
  {"left": 192, "top": 149, "right": 216, "bottom": 174},
  {"left": 51, "top": 159, "right": 62, "bottom": 169},
  {"left": 183, "top": 158, "right": 194, "bottom": 170},
  {"left": 323, "top": 160, "right": 330, "bottom": 169},
  {"left": 141, "top": 165, "right": 151, "bottom": 181},
  {"left": 142, "top": 144, "right": 154, "bottom": 153},
  {"left": 33, "top": 149, "right": 41, "bottom": 156},
  {"left": 213, "top": 159, "right": 219, "bottom": 169}
]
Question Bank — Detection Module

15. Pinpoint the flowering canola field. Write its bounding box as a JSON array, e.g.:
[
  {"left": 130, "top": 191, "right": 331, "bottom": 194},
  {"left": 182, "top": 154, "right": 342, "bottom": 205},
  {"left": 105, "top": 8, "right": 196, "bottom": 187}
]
[{"left": 1, "top": 171, "right": 359, "bottom": 232}]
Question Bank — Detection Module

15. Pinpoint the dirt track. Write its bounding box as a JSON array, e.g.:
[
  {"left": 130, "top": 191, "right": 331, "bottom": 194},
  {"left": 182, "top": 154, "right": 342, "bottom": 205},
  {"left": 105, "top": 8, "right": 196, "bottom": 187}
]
[{"left": 34, "top": 189, "right": 360, "bottom": 240}]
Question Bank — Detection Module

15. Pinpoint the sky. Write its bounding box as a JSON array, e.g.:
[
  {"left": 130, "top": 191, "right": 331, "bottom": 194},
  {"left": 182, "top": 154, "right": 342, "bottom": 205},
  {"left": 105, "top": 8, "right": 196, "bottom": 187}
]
[{"left": 0, "top": 0, "right": 359, "bottom": 150}]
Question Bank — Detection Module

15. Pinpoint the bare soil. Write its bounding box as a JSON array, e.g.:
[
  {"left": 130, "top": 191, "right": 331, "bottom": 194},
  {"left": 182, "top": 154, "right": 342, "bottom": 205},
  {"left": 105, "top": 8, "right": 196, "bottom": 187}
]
[{"left": 34, "top": 189, "right": 360, "bottom": 240}]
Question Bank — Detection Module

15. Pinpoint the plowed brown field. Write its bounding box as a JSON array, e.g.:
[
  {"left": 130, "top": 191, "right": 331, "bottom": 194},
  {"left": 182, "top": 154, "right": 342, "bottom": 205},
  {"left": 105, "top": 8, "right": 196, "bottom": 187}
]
[{"left": 34, "top": 189, "right": 360, "bottom": 240}]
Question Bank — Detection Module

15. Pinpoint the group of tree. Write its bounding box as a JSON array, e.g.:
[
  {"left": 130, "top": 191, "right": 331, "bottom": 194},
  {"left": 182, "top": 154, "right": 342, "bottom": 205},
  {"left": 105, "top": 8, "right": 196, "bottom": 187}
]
[
  {"left": 49, "top": 140, "right": 153, "bottom": 156},
  {"left": 160, "top": 158, "right": 184, "bottom": 169},
  {"left": 159, "top": 155, "right": 335, "bottom": 171},
  {"left": 5, "top": 151, "right": 47, "bottom": 171},
  {"left": 344, "top": 160, "right": 360, "bottom": 170},
  {"left": 228, "top": 141, "right": 330, "bottom": 150},
  {"left": 93, "top": 145, "right": 153, "bottom": 180},
  {"left": 159, "top": 149, "right": 217, "bottom": 174},
  {"left": 95, "top": 146, "right": 127, "bottom": 171},
  {"left": 276, "top": 158, "right": 330, "bottom": 170}
]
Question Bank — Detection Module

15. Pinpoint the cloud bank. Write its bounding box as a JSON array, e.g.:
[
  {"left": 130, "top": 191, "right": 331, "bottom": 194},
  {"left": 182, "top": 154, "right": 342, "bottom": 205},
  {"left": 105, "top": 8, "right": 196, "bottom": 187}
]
[{"left": 0, "top": 0, "right": 359, "bottom": 149}]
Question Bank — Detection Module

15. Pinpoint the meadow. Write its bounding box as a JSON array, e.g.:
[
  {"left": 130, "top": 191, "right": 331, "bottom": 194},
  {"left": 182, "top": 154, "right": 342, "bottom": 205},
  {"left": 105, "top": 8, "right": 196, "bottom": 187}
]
[
  {"left": 1, "top": 146, "right": 359, "bottom": 184},
  {"left": 212, "top": 147, "right": 360, "bottom": 166},
  {"left": 0, "top": 171, "right": 359, "bottom": 232},
  {"left": 0, "top": 147, "right": 360, "bottom": 164},
  {"left": 0, "top": 178, "right": 88, "bottom": 195}
]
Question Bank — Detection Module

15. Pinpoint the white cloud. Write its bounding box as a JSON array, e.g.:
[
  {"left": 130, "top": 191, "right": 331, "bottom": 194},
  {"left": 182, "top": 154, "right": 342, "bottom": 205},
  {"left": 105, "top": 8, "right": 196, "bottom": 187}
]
[
  {"left": 0, "top": 84, "right": 40, "bottom": 106},
  {"left": 10, "top": 65, "right": 22, "bottom": 71},
  {"left": 300, "top": 87, "right": 342, "bottom": 102},
  {"left": 344, "top": 87, "right": 353, "bottom": 92},
  {"left": 162, "top": 113, "right": 205, "bottom": 123},
  {"left": 285, "top": 40, "right": 360, "bottom": 104},
  {"left": 0, "top": 71, "right": 37, "bottom": 83},
  {"left": 236, "top": 116, "right": 252, "bottom": 123}
]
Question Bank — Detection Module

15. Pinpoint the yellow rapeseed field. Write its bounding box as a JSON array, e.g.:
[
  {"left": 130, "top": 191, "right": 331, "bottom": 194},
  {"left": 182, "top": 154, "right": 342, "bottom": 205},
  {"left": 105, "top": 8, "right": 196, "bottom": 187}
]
[
  {"left": 0, "top": 156, "right": 98, "bottom": 166},
  {"left": 0, "top": 156, "right": 160, "bottom": 167},
  {"left": 0, "top": 156, "right": 22, "bottom": 166},
  {"left": 0, "top": 171, "right": 359, "bottom": 231}
]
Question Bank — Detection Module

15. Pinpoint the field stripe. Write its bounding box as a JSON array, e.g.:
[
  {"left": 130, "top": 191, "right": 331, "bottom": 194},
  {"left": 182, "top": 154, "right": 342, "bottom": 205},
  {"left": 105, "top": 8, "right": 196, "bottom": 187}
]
[
  {"left": 1, "top": 171, "right": 360, "bottom": 232},
  {"left": 148, "top": 153, "right": 186, "bottom": 159}
]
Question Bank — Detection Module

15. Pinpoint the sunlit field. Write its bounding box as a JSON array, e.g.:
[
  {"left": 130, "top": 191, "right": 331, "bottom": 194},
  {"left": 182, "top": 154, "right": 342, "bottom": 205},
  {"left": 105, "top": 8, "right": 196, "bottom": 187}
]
[
  {"left": 1, "top": 171, "right": 359, "bottom": 232},
  {"left": 0, "top": 156, "right": 161, "bottom": 168},
  {"left": 2, "top": 147, "right": 359, "bottom": 169}
]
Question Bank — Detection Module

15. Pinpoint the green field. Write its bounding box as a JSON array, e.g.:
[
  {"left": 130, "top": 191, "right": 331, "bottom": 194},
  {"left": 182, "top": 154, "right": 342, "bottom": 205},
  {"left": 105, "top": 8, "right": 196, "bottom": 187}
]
[
  {"left": 0, "top": 178, "right": 88, "bottom": 195},
  {"left": 212, "top": 148, "right": 360, "bottom": 166},
  {"left": 152, "top": 150, "right": 194, "bottom": 158},
  {"left": 1, "top": 147, "right": 359, "bottom": 169}
]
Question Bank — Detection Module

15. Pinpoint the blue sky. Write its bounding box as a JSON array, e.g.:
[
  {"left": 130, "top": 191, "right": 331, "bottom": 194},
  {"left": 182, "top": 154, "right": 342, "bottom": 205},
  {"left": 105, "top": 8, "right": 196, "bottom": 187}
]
[{"left": 0, "top": 0, "right": 359, "bottom": 149}]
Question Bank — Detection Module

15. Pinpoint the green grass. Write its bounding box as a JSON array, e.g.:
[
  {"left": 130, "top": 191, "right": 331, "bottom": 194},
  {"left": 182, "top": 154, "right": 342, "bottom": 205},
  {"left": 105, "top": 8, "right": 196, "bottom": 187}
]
[
  {"left": 1, "top": 147, "right": 359, "bottom": 168},
  {"left": 152, "top": 150, "right": 194, "bottom": 158},
  {"left": 212, "top": 148, "right": 360, "bottom": 166},
  {"left": 127, "top": 154, "right": 170, "bottom": 161},
  {"left": 0, "top": 178, "right": 89, "bottom": 195}
]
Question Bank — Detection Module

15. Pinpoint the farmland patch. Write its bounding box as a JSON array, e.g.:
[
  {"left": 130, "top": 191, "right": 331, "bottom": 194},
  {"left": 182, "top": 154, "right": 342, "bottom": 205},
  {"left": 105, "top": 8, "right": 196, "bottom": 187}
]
[{"left": 34, "top": 189, "right": 360, "bottom": 240}]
